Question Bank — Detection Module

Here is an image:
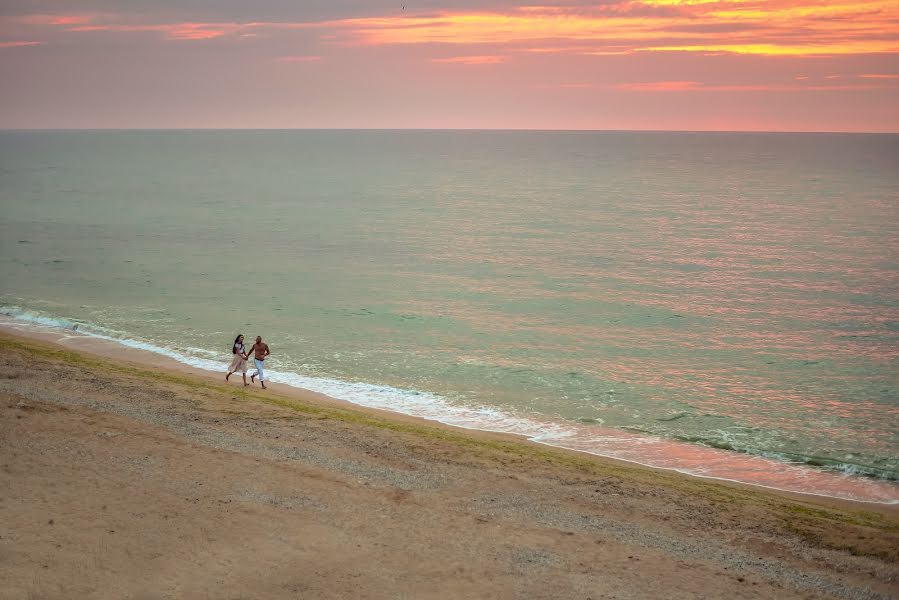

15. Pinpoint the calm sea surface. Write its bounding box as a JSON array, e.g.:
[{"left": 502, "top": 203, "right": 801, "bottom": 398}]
[{"left": 2, "top": 130, "right": 897, "bottom": 502}]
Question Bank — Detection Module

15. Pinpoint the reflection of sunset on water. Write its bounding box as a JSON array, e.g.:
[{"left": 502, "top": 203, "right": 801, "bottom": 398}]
[{"left": 365, "top": 133, "right": 899, "bottom": 494}]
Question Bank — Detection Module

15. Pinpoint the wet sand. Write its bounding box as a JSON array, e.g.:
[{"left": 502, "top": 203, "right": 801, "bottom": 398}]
[{"left": 1, "top": 326, "right": 897, "bottom": 599}]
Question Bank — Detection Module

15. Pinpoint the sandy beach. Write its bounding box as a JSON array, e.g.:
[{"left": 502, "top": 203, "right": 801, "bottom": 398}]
[{"left": 1, "top": 325, "right": 897, "bottom": 600}]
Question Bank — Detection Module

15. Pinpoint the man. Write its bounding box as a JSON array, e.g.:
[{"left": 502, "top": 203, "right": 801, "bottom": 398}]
[{"left": 248, "top": 335, "right": 271, "bottom": 389}]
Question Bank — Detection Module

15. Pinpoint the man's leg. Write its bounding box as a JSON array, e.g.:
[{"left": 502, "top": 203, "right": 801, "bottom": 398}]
[{"left": 256, "top": 359, "right": 266, "bottom": 389}]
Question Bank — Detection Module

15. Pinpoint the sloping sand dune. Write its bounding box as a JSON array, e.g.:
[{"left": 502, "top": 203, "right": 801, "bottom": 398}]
[{"left": 1, "top": 330, "right": 897, "bottom": 599}]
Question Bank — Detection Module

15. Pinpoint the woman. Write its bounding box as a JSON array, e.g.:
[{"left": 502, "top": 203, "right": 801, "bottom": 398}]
[{"left": 225, "top": 334, "right": 250, "bottom": 385}]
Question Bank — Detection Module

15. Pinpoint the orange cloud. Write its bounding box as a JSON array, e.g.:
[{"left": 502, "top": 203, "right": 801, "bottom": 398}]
[
  {"left": 645, "top": 41, "right": 899, "bottom": 55},
  {"left": 321, "top": 1, "right": 899, "bottom": 57},
  {"left": 8, "top": 1, "right": 899, "bottom": 56},
  {"left": 330, "top": 12, "right": 675, "bottom": 46}
]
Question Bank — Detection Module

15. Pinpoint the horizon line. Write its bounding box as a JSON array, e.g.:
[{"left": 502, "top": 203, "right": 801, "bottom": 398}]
[{"left": 1, "top": 127, "right": 898, "bottom": 135}]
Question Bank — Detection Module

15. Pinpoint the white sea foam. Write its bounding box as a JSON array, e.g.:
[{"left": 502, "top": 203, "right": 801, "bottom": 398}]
[
  {"left": 2, "top": 305, "right": 897, "bottom": 505},
  {"left": 1, "top": 308, "right": 79, "bottom": 330}
]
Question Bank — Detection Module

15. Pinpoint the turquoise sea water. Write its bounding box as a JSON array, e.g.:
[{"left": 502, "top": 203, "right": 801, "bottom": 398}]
[{"left": 1, "top": 130, "right": 897, "bottom": 502}]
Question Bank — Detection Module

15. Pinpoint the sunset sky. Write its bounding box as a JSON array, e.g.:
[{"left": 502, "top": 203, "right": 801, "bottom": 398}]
[{"left": 1, "top": 1, "right": 897, "bottom": 131}]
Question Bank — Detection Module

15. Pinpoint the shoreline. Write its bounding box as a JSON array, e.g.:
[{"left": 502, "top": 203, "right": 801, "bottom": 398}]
[
  {"left": 2, "top": 328, "right": 898, "bottom": 599},
  {"left": 1, "top": 315, "right": 896, "bottom": 506},
  {"left": 1, "top": 321, "right": 897, "bottom": 519}
]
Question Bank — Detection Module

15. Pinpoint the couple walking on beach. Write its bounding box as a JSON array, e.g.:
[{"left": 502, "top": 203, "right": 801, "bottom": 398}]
[{"left": 226, "top": 334, "right": 271, "bottom": 389}]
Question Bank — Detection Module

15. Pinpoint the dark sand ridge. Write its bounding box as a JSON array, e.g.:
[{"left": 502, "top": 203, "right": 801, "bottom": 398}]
[{"left": 1, "top": 326, "right": 897, "bottom": 599}]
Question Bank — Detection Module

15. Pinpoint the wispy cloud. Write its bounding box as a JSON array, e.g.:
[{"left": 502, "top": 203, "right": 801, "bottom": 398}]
[
  {"left": 8, "top": 12, "right": 254, "bottom": 40},
  {"left": 614, "top": 80, "right": 886, "bottom": 91},
  {"left": 432, "top": 55, "right": 506, "bottom": 64},
  {"left": 320, "top": 1, "right": 899, "bottom": 57},
  {"left": 66, "top": 22, "right": 246, "bottom": 40},
  {"left": 615, "top": 81, "right": 702, "bottom": 91},
  {"left": 16, "top": 14, "right": 97, "bottom": 26},
  {"left": 643, "top": 41, "right": 899, "bottom": 55},
  {"left": 276, "top": 55, "right": 322, "bottom": 62},
  {"left": 7, "top": 1, "right": 899, "bottom": 56},
  {"left": 0, "top": 41, "right": 43, "bottom": 48}
]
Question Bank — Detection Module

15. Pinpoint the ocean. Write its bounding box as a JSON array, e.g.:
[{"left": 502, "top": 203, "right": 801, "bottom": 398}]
[{"left": 1, "top": 130, "right": 897, "bottom": 503}]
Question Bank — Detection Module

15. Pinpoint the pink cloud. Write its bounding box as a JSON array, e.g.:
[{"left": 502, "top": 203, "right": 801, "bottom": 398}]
[
  {"left": 48, "top": 15, "right": 94, "bottom": 26},
  {"left": 614, "top": 81, "right": 885, "bottom": 92},
  {"left": 432, "top": 55, "right": 506, "bottom": 65},
  {"left": 16, "top": 14, "right": 96, "bottom": 26},
  {"left": 162, "top": 23, "right": 242, "bottom": 40},
  {"left": 276, "top": 55, "right": 321, "bottom": 62},
  {"left": 66, "top": 22, "right": 243, "bottom": 40},
  {"left": 7, "top": 12, "right": 246, "bottom": 40},
  {"left": 615, "top": 80, "right": 702, "bottom": 91},
  {"left": 0, "top": 41, "right": 43, "bottom": 48}
]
